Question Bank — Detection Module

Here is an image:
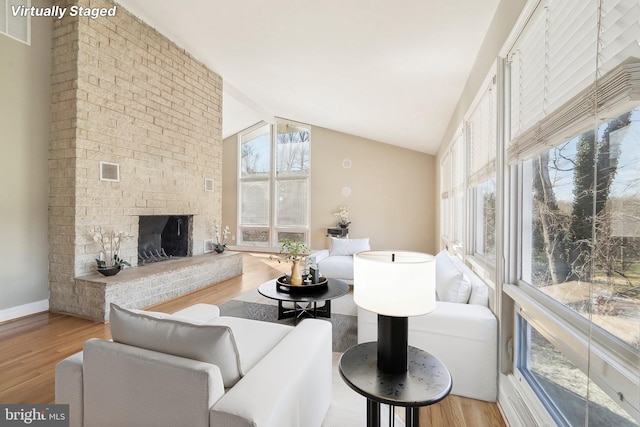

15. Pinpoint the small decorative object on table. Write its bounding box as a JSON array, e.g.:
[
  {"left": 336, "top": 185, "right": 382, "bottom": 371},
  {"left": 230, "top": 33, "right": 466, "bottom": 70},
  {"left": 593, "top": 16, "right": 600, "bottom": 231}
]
[
  {"left": 309, "top": 267, "right": 320, "bottom": 283},
  {"left": 91, "top": 226, "right": 133, "bottom": 276},
  {"left": 276, "top": 275, "right": 328, "bottom": 293},
  {"left": 213, "top": 221, "right": 231, "bottom": 253},
  {"left": 275, "top": 239, "right": 309, "bottom": 286},
  {"left": 334, "top": 205, "right": 351, "bottom": 228}
]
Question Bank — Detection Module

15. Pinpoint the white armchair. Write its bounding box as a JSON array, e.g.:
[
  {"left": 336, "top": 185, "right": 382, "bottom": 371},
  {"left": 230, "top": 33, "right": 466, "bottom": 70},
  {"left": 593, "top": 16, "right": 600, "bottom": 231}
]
[
  {"left": 56, "top": 303, "right": 333, "bottom": 427},
  {"left": 307, "top": 237, "right": 370, "bottom": 284}
]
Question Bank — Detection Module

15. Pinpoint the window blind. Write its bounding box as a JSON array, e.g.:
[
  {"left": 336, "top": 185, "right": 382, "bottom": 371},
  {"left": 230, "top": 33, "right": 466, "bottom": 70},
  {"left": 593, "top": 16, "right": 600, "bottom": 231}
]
[
  {"left": 440, "top": 152, "right": 451, "bottom": 241},
  {"left": 507, "top": 0, "right": 640, "bottom": 164},
  {"left": 599, "top": 0, "right": 640, "bottom": 74},
  {"left": 450, "top": 131, "right": 465, "bottom": 249},
  {"left": 545, "top": 1, "right": 598, "bottom": 115},
  {"left": 508, "top": 61, "right": 640, "bottom": 163},
  {"left": 466, "top": 79, "right": 497, "bottom": 186},
  {"left": 508, "top": 8, "right": 547, "bottom": 139},
  {"left": 440, "top": 152, "right": 451, "bottom": 197},
  {"left": 451, "top": 130, "right": 465, "bottom": 191}
]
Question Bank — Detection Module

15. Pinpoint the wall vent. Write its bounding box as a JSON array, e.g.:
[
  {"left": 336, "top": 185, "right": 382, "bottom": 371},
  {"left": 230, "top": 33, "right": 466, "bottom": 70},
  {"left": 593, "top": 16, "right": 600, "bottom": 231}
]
[
  {"left": 204, "top": 178, "right": 214, "bottom": 192},
  {"left": 100, "top": 161, "right": 120, "bottom": 182}
]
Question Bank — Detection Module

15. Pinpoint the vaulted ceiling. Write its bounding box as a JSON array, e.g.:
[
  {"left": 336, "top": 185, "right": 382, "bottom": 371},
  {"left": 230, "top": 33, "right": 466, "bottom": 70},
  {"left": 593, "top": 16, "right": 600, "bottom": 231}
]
[{"left": 116, "top": 0, "right": 500, "bottom": 155}]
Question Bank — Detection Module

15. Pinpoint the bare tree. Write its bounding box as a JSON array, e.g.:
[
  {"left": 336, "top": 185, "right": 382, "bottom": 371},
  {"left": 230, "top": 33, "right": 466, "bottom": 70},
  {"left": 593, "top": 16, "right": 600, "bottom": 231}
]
[
  {"left": 533, "top": 151, "right": 571, "bottom": 284},
  {"left": 241, "top": 143, "right": 260, "bottom": 174},
  {"left": 533, "top": 112, "right": 632, "bottom": 286},
  {"left": 276, "top": 130, "right": 310, "bottom": 173}
]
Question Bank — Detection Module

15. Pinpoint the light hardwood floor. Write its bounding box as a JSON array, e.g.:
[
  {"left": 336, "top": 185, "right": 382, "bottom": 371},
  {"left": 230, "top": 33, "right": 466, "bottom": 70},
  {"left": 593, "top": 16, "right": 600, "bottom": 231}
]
[{"left": 0, "top": 252, "right": 507, "bottom": 427}]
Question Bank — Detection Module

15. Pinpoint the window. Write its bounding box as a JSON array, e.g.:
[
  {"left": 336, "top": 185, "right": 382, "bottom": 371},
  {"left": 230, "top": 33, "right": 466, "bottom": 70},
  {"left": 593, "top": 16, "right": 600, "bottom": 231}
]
[
  {"left": 473, "top": 178, "right": 496, "bottom": 262},
  {"left": 239, "top": 123, "right": 271, "bottom": 245},
  {"left": 1, "top": 0, "right": 30, "bottom": 45},
  {"left": 517, "top": 316, "right": 637, "bottom": 426},
  {"left": 238, "top": 119, "right": 310, "bottom": 248},
  {"left": 439, "top": 128, "right": 465, "bottom": 254},
  {"left": 519, "top": 109, "right": 640, "bottom": 351},
  {"left": 451, "top": 133, "right": 465, "bottom": 254},
  {"left": 502, "top": 1, "right": 640, "bottom": 425},
  {"left": 509, "top": 55, "right": 640, "bottom": 427},
  {"left": 439, "top": 152, "right": 451, "bottom": 245},
  {"left": 466, "top": 73, "right": 497, "bottom": 268}
]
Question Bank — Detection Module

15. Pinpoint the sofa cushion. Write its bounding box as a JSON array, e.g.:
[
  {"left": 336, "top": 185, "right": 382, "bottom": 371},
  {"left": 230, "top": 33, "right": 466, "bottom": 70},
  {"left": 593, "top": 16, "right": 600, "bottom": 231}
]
[
  {"left": 207, "top": 316, "right": 292, "bottom": 375},
  {"left": 109, "top": 304, "right": 242, "bottom": 387},
  {"left": 435, "top": 250, "right": 472, "bottom": 303},
  {"left": 318, "top": 255, "right": 354, "bottom": 280},
  {"left": 450, "top": 255, "right": 489, "bottom": 306},
  {"left": 171, "top": 303, "right": 221, "bottom": 322},
  {"left": 329, "top": 237, "right": 370, "bottom": 256},
  {"left": 468, "top": 276, "right": 489, "bottom": 305}
]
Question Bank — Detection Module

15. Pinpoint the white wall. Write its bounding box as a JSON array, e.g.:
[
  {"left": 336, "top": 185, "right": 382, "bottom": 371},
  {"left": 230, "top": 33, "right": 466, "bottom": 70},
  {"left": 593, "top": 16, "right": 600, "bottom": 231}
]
[{"left": 0, "top": 1, "right": 52, "bottom": 319}]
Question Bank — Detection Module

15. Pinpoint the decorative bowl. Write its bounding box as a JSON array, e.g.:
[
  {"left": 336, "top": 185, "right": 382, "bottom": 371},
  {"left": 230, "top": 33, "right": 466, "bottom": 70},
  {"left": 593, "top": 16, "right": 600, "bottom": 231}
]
[{"left": 97, "top": 266, "right": 121, "bottom": 276}]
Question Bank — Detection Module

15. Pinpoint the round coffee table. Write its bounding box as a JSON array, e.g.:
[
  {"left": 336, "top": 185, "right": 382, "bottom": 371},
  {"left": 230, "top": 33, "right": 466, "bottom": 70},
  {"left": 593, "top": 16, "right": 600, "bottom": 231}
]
[{"left": 258, "top": 278, "right": 349, "bottom": 324}]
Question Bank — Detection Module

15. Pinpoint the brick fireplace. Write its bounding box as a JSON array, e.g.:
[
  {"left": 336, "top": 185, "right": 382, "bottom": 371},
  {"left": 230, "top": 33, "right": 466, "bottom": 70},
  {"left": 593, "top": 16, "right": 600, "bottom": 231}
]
[{"left": 48, "top": 0, "right": 237, "bottom": 320}]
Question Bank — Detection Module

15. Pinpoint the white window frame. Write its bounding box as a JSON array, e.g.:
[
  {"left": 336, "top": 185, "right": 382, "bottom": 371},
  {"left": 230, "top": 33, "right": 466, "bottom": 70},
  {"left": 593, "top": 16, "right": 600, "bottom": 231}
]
[
  {"left": 439, "top": 151, "right": 451, "bottom": 248},
  {"left": 439, "top": 125, "right": 465, "bottom": 257},
  {"left": 464, "top": 65, "right": 499, "bottom": 281},
  {"left": 1, "top": 0, "right": 30, "bottom": 45},
  {"left": 237, "top": 119, "right": 311, "bottom": 250}
]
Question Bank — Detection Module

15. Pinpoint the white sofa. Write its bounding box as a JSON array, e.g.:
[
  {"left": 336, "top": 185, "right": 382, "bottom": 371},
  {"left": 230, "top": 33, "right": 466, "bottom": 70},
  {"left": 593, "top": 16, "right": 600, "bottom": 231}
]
[
  {"left": 307, "top": 237, "right": 370, "bottom": 284},
  {"left": 56, "top": 303, "right": 332, "bottom": 427},
  {"left": 357, "top": 250, "right": 498, "bottom": 402}
]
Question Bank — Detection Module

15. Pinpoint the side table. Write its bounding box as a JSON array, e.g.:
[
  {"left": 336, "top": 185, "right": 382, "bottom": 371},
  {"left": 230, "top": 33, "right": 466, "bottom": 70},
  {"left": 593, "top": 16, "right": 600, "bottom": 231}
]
[{"left": 339, "top": 342, "right": 452, "bottom": 427}]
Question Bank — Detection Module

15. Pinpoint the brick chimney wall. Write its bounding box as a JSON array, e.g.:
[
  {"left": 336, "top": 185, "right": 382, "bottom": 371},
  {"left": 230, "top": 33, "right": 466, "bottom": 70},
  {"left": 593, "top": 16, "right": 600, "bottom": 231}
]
[{"left": 49, "top": 0, "right": 223, "bottom": 314}]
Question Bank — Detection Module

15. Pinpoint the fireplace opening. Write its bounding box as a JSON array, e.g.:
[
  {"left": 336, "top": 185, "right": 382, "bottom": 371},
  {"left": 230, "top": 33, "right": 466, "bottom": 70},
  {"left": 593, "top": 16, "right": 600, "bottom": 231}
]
[{"left": 138, "top": 215, "right": 193, "bottom": 264}]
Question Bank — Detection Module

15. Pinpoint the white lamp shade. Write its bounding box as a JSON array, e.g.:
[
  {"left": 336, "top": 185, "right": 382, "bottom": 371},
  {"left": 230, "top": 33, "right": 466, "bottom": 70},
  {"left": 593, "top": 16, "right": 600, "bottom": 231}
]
[{"left": 354, "top": 251, "right": 436, "bottom": 317}]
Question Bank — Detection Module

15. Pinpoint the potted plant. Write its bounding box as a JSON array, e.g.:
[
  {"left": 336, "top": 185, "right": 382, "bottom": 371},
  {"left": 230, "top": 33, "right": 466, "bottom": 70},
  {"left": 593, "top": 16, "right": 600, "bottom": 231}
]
[
  {"left": 278, "top": 239, "right": 309, "bottom": 286},
  {"left": 334, "top": 205, "right": 351, "bottom": 228},
  {"left": 213, "top": 221, "right": 231, "bottom": 253},
  {"left": 91, "top": 226, "right": 133, "bottom": 276}
]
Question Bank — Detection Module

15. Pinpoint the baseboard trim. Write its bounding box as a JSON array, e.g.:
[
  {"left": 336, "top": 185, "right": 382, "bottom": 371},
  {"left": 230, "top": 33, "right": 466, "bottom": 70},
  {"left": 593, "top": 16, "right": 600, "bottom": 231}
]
[{"left": 0, "top": 299, "right": 49, "bottom": 324}]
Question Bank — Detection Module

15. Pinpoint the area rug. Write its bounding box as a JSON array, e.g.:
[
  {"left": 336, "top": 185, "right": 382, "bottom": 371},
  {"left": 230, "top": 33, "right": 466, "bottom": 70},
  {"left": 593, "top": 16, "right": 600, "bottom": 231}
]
[
  {"left": 218, "top": 288, "right": 405, "bottom": 427},
  {"left": 219, "top": 299, "right": 357, "bottom": 352}
]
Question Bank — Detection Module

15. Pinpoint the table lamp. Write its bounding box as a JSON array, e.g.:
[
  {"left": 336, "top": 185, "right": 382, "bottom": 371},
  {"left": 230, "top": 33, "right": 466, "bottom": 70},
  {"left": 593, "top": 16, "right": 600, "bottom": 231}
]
[{"left": 354, "top": 251, "right": 436, "bottom": 374}]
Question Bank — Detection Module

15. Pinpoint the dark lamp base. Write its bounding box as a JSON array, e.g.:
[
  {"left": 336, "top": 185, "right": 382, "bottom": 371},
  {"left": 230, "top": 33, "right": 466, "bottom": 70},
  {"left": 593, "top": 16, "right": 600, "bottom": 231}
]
[{"left": 377, "top": 314, "right": 408, "bottom": 374}]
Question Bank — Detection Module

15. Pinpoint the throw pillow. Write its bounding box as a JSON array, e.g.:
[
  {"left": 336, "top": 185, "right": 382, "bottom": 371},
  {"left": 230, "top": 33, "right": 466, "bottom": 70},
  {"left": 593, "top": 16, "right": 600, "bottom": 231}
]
[
  {"left": 435, "top": 250, "right": 472, "bottom": 304},
  {"left": 109, "top": 304, "right": 242, "bottom": 387},
  {"left": 329, "top": 237, "right": 370, "bottom": 256},
  {"left": 468, "top": 278, "right": 489, "bottom": 305}
]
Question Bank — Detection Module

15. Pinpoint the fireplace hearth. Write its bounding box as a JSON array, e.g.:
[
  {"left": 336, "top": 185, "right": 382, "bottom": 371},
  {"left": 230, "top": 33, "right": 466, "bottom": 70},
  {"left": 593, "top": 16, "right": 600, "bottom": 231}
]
[{"left": 138, "top": 215, "right": 193, "bottom": 265}]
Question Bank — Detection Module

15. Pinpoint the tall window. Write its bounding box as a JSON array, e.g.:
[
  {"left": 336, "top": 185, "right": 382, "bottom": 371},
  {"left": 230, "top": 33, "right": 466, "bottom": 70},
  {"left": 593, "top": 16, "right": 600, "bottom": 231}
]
[
  {"left": 439, "top": 128, "right": 465, "bottom": 255},
  {"left": 1, "top": 0, "right": 30, "bottom": 45},
  {"left": 238, "top": 119, "right": 310, "bottom": 247},
  {"left": 451, "top": 133, "right": 465, "bottom": 254},
  {"left": 516, "top": 109, "right": 640, "bottom": 425},
  {"left": 505, "top": 0, "right": 640, "bottom": 424},
  {"left": 466, "top": 75, "right": 497, "bottom": 267},
  {"left": 439, "top": 152, "right": 451, "bottom": 246}
]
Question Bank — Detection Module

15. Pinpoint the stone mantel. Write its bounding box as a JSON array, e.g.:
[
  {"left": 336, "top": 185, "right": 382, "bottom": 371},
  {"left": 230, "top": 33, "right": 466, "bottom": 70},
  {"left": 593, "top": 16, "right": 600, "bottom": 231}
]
[{"left": 62, "top": 252, "right": 242, "bottom": 322}]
